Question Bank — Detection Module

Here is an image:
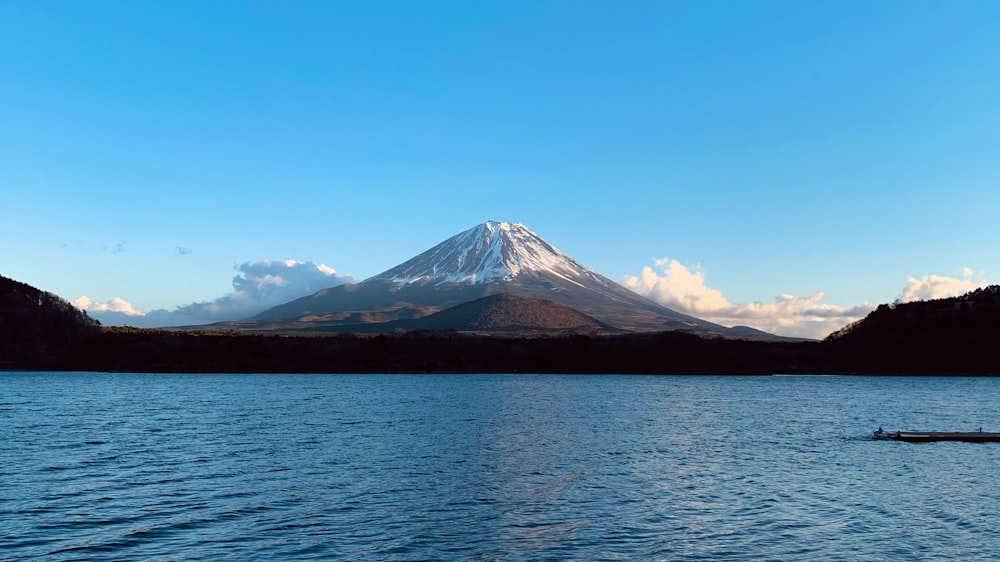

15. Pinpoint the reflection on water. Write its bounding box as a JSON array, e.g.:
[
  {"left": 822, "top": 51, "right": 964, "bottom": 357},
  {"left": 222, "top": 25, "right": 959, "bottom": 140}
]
[{"left": 3, "top": 373, "right": 1000, "bottom": 560}]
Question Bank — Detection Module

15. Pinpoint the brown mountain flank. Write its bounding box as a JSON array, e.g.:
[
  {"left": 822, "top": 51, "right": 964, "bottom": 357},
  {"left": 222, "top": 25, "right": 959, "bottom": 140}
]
[{"left": 400, "top": 293, "right": 608, "bottom": 332}]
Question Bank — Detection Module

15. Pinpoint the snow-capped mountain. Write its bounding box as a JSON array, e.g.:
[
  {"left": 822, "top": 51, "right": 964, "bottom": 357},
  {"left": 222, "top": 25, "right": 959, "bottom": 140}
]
[{"left": 247, "top": 221, "right": 773, "bottom": 337}]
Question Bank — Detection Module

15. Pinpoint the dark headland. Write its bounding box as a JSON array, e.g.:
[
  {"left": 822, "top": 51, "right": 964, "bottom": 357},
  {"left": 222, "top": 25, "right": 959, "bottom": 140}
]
[{"left": 4, "top": 274, "right": 1000, "bottom": 374}]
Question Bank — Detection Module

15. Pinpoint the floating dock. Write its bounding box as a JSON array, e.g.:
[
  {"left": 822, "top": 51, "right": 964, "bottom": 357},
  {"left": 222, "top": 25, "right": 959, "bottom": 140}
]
[{"left": 887, "top": 431, "right": 1000, "bottom": 443}]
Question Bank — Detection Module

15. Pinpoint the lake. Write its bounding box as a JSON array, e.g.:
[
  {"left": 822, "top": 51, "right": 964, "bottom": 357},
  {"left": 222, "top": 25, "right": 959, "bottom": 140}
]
[{"left": 3, "top": 372, "right": 1000, "bottom": 560}]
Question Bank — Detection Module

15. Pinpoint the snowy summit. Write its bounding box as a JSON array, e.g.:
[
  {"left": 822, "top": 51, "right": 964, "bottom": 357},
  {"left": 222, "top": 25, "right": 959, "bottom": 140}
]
[{"left": 367, "top": 221, "right": 602, "bottom": 287}]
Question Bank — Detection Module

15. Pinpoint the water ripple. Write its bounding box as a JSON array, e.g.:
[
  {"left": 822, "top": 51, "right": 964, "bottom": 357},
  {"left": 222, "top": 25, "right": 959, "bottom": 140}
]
[{"left": 3, "top": 373, "right": 1000, "bottom": 560}]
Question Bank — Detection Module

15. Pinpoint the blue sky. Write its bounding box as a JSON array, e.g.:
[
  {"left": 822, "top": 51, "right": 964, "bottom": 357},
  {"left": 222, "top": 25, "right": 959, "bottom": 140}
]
[{"left": 2, "top": 1, "right": 998, "bottom": 338}]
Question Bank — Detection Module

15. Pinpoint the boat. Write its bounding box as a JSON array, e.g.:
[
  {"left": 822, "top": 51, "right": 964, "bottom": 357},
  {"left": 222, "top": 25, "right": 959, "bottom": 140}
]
[{"left": 886, "top": 430, "right": 1000, "bottom": 443}]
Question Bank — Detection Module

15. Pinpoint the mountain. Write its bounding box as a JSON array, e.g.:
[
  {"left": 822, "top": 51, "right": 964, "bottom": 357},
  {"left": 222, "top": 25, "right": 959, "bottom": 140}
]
[{"left": 245, "top": 221, "right": 775, "bottom": 338}]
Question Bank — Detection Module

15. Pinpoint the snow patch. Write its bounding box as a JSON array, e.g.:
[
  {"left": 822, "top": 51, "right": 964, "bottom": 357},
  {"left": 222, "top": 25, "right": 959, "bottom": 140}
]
[{"left": 368, "top": 221, "right": 601, "bottom": 287}]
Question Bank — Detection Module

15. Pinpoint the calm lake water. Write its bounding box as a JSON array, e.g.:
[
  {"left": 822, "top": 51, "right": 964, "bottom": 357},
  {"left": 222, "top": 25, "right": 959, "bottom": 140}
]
[{"left": 3, "top": 372, "right": 1000, "bottom": 561}]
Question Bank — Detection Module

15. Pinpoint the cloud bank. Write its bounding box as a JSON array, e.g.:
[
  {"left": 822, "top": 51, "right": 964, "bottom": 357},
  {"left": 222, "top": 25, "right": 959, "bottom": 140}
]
[
  {"left": 621, "top": 258, "right": 874, "bottom": 340},
  {"left": 622, "top": 259, "right": 991, "bottom": 339},
  {"left": 899, "top": 269, "right": 986, "bottom": 303},
  {"left": 77, "top": 260, "right": 352, "bottom": 327},
  {"left": 72, "top": 295, "right": 145, "bottom": 317}
]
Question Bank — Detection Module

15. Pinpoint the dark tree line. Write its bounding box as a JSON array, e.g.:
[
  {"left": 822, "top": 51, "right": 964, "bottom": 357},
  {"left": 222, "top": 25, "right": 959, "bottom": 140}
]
[{"left": 57, "top": 328, "right": 827, "bottom": 374}]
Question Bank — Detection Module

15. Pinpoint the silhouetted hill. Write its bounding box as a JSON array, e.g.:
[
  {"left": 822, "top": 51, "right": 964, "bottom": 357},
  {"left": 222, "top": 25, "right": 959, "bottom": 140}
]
[
  {"left": 1, "top": 274, "right": 101, "bottom": 367},
  {"left": 395, "top": 293, "right": 608, "bottom": 332},
  {"left": 826, "top": 285, "right": 1000, "bottom": 373}
]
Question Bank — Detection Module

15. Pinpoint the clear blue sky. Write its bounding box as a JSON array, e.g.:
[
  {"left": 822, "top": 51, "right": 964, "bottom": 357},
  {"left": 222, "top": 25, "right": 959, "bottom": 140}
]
[{"left": 2, "top": 1, "right": 998, "bottom": 336}]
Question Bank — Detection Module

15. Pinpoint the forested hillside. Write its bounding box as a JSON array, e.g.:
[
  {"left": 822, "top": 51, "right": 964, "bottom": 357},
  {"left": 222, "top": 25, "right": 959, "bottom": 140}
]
[
  {"left": 0, "top": 274, "right": 101, "bottom": 367},
  {"left": 826, "top": 286, "right": 1000, "bottom": 373}
]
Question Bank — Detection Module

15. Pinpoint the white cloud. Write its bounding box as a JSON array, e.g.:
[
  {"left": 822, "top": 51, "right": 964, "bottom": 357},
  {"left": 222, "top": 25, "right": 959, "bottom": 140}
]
[
  {"left": 73, "top": 295, "right": 145, "bottom": 316},
  {"left": 76, "top": 259, "right": 352, "bottom": 327},
  {"left": 621, "top": 258, "right": 873, "bottom": 339},
  {"left": 899, "top": 270, "right": 986, "bottom": 303}
]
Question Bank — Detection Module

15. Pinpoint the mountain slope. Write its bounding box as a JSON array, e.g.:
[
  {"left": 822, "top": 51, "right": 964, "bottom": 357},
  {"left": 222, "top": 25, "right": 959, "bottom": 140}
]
[
  {"left": 247, "top": 221, "right": 776, "bottom": 338},
  {"left": 277, "top": 293, "right": 610, "bottom": 334},
  {"left": 409, "top": 294, "right": 607, "bottom": 332}
]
